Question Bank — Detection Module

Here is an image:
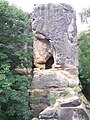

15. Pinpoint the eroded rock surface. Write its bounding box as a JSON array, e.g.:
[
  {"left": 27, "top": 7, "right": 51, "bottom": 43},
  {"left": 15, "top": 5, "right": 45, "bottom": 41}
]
[
  {"left": 39, "top": 105, "right": 89, "bottom": 120},
  {"left": 31, "top": 3, "right": 78, "bottom": 68},
  {"left": 33, "top": 68, "right": 79, "bottom": 89},
  {"left": 33, "top": 38, "right": 52, "bottom": 69},
  {"left": 31, "top": 3, "right": 90, "bottom": 120}
]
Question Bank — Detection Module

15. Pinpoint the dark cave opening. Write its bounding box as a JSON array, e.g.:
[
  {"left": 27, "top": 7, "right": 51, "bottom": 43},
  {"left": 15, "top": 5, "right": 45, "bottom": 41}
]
[{"left": 45, "top": 56, "right": 54, "bottom": 69}]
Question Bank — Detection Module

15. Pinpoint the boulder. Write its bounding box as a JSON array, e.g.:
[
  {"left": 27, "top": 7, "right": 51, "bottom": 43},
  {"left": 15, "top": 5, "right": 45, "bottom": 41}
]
[
  {"left": 39, "top": 104, "right": 89, "bottom": 120},
  {"left": 57, "top": 96, "right": 81, "bottom": 107},
  {"left": 39, "top": 107, "right": 58, "bottom": 119},
  {"left": 59, "top": 107, "right": 89, "bottom": 120}
]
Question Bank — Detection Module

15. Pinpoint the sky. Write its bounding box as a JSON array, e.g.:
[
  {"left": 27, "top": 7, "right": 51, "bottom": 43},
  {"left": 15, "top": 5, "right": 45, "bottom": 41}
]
[{"left": 6, "top": 0, "right": 90, "bottom": 32}]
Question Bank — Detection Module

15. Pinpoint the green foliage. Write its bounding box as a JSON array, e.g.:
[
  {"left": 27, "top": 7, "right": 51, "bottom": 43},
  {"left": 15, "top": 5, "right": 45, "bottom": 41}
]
[
  {"left": 0, "top": 0, "right": 33, "bottom": 119},
  {"left": 80, "top": 7, "right": 90, "bottom": 18},
  {"left": 78, "top": 30, "right": 90, "bottom": 99},
  {"left": 78, "top": 7, "right": 90, "bottom": 100},
  {"left": 62, "top": 88, "right": 70, "bottom": 97},
  {"left": 79, "top": 7, "right": 90, "bottom": 23},
  {"left": 48, "top": 91, "right": 59, "bottom": 105},
  {"left": 80, "top": 94, "right": 90, "bottom": 106},
  {"left": 73, "top": 86, "right": 81, "bottom": 93},
  {"left": 0, "top": 73, "right": 32, "bottom": 120}
]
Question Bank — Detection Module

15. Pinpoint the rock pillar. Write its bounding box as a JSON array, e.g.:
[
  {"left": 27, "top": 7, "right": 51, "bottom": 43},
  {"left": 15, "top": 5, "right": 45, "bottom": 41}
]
[{"left": 31, "top": 3, "right": 89, "bottom": 120}]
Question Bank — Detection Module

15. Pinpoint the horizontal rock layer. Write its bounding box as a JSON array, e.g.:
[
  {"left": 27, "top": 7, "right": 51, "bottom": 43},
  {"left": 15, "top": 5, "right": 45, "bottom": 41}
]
[{"left": 33, "top": 68, "right": 79, "bottom": 89}]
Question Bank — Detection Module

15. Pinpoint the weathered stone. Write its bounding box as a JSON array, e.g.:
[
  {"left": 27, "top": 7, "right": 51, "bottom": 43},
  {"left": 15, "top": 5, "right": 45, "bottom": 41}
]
[
  {"left": 65, "top": 67, "right": 78, "bottom": 75},
  {"left": 39, "top": 104, "right": 89, "bottom": 120},
  {"left": 15, "top": 68, "right": 32, "bottom": 75},
  {"left": 68, "top": 78, "right": 79, "bottom": 87},
  {"left": 30, "top": 89, "right": 49, "bottom": 98},
  {"left": 57, "top": 96, "right": 81, "bottom": 107},
  {"left": 31, "top": 3, "right": 89, "bottom": 119},
  {"left": 59, "top": 107, "right": 89, "bottom": 120},
  {"left": 31, "top": 118, "right": 39, "bottom": 120},
  {"left": 31, "top": 3, "right": 78, "bottom": 67},
  {"left": 33, "top": 37, "right": 52, "bottom": 69},
  {"left": 39, "top": 107, "right": 58, "bottom": 119},
  {"left": 86, "top": 107, "right": 90, "bottom": 118},
  {"left": 33, "top": 69, "right": 79, "bottom": 89},
  {"left": 31, "top": 103, "right": 49, "bottom": 118}
]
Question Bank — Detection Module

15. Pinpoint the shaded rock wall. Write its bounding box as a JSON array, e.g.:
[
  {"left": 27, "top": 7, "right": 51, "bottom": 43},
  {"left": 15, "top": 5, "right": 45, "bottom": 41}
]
[{"left": 31, "top": 3, "right": 89, "bottom": 120}]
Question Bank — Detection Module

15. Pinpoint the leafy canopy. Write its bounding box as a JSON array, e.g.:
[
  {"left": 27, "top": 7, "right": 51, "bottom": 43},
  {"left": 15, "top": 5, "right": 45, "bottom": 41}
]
[
  {"left": 0, "top": 0, "right": 33, "bottom": 120},
  {"left": 78, "top": 7, "right": 90, "bottom": 99}
]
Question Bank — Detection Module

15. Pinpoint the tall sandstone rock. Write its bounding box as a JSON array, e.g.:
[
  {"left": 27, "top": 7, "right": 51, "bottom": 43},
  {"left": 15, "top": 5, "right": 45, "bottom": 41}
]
[{"left": 31, "top": 3, "right": 89, "bottom": 120}]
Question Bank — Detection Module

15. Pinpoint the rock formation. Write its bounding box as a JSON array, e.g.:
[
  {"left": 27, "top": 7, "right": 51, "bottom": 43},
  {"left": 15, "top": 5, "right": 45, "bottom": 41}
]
[{"left": 31, "top": 3, "right": 90, "bottom": 120}]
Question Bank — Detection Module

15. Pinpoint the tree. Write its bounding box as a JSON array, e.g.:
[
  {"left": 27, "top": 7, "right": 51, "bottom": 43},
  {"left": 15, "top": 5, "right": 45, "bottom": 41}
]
[
  {"left": 0, "top": 0, "right": 33, "bottom": 119},
  {"left": 78, "top": 31, "right": 90, "bottom": 97},
  {"left": 78, "top": 7, "right": 90, "bottom": 99},
  {"left": 79, "top": 7, "right": 90, "bottom": 24}
]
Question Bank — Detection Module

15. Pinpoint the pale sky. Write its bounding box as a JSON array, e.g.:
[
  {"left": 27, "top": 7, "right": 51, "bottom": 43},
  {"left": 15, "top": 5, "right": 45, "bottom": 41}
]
[{"left": 6, "top": 0, "right": 90, "bottom": 32}]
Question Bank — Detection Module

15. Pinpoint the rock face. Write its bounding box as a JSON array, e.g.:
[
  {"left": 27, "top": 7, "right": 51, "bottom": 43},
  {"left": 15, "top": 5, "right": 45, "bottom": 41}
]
[
  {"left": 33, "top": 38, "right": 52, "bottom": 69},
  {"left": 33, "top": 68, "right": 79, "bottom": 89},
  {"left": 39, "top": 105, "right": 89, "bottom": 120},
  {"left": 31, "top": 3, "right": 89, "bottom": 120},
  {"left": 39, "top": 97, "right": 89, "bottom": 120},
  {"left": 31, "top": 3, "right": 78, "bottom": 68}
]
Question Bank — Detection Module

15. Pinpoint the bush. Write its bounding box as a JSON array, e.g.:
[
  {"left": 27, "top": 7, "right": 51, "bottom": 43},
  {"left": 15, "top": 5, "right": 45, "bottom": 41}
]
[{"left": 78, "top": 30, "right": 90, "bottom": 99}]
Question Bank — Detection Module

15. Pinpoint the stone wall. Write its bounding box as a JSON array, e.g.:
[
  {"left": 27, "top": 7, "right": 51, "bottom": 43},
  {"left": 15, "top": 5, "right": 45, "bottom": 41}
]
[{"left": 31, "top": 3, "right": 90, "bottom": 120}]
